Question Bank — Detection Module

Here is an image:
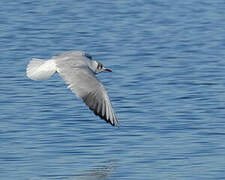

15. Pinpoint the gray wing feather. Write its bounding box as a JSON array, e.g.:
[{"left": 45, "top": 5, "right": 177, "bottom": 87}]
[
  {"left": 82, "top": 86, "right": 119, "bottom": 126},
  {"left": 55, "top": 57, "right": 119, "bottom": 126},
  {"left": 55, "top": 56, "right": 96, "bottom": 98}
]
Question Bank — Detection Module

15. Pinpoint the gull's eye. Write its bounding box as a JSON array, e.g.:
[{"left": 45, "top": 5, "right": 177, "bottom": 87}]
[
  {"left": 84, "top": 53, "right": 92, "bottom": 60},
  {"left": 97, "top": 63, "right": 103, "bottom": 69}
]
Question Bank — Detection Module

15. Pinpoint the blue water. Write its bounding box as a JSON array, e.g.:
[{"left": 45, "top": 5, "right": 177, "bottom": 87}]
[{"left": 1, "top": 0, "right": 225, "bottom": 179}]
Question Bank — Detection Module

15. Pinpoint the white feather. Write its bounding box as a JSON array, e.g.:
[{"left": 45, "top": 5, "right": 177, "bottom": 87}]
[{"left": 26, "top": 58, "right": 56, "bottom": 81}]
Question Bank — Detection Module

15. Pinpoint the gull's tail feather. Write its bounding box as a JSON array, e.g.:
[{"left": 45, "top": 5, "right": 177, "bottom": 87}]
[{"left": 26, "top": 58, "right": 56, "bottom": 81}]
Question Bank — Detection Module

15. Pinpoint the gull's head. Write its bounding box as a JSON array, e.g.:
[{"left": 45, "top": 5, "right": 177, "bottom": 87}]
[
  {"left": 92, "top": 61, "right": 112, "bottom": 74},
  {"left": 83, "top": 52, "right": 112, "bottom": 74}
]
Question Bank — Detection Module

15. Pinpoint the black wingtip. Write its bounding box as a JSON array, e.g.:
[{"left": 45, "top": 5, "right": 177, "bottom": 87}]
[
  {"left": 84, "top": 102, "right": 119, "bottom": 126},
  {"left": 92, "top": 106, "right": 119, "bottom": 127},
  {"left": 82, "top": 91, "right": 119, "bottom": 127}
]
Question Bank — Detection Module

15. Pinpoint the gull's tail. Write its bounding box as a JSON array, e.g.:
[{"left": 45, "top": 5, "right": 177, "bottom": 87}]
[{"left": 26, "top": 58, "right": 56, "bottom": 81}]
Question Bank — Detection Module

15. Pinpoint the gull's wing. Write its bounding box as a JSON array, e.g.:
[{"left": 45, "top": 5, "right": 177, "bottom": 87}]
[{"left": 55, "top": 59, "right": 119, "bottom": 126}]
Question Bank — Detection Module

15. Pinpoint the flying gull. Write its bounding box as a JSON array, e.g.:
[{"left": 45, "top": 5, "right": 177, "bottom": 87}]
[{"left": 26, "top": 51, "right": 119, "bottom": 126}]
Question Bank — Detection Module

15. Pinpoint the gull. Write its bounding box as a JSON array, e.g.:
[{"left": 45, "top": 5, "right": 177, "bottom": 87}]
[{"left": 26, "top": 51, "right": 119, "bottom": 126}]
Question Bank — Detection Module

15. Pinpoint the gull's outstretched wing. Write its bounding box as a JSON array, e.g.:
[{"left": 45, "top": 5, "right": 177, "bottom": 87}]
[{"left": 55, "top": 58, "right": 119, "bottom": 126}]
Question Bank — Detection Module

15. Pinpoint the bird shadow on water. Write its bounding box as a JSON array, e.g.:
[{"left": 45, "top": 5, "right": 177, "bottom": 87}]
[
  {"left": 30, "top": 160, "right": 117, "bottom": 180},
  {"left": 72, "top": 160, "right": 117, "bottom": 180}
]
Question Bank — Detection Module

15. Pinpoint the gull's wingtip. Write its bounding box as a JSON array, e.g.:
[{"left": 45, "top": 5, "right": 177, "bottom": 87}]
[{"left": 112, "top": 119, "right": 120, "bottom": 127}]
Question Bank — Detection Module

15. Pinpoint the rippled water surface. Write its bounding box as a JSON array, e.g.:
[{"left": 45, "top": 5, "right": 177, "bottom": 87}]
[{"left": 1, "top": 0, "right": 225, "bottom": 179}]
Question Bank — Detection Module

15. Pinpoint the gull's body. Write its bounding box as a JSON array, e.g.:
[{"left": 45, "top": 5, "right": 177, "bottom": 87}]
[{"left": 26, "top": 51, "right": 119, "bottom": 126}]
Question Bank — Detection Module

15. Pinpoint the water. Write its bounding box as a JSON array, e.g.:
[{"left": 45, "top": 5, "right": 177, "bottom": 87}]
[{"left": 1, "top": 0, "right": 225, "bottom": 179}]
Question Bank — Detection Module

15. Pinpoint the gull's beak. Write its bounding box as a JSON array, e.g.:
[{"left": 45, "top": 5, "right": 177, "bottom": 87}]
[{"left": 104, "top": 68, "right": 112, "bottom": 72}]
